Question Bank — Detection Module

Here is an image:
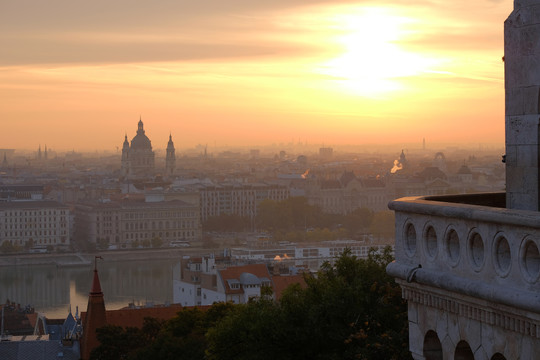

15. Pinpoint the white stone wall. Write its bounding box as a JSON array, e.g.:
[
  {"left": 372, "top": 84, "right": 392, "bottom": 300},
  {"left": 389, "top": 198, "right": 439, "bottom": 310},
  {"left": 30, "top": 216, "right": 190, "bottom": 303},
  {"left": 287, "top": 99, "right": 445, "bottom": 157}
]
[
  {"left": 173, "top": 279, "right": 200, "bottom": 306},
  {"left": 388, "top": 195, "right": 540, "bottom": 359}
]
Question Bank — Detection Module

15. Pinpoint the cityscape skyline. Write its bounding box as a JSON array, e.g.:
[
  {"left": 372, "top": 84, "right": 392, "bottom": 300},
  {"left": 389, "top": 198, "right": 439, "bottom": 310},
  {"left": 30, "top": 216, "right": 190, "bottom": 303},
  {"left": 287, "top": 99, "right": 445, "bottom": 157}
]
[{"left": 2, "top": 0, "right": 510, "bottom": 151}]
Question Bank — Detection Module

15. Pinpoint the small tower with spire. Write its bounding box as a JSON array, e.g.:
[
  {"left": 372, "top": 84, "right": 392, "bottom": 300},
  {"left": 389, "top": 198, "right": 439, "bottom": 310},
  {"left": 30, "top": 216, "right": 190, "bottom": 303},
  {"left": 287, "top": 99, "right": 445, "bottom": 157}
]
[
  {"left": 121, "top": 134, "right": 130, "bottom": 177},
  {"left": 165, "top": 133, "right": 176, "bottom": 178},
  {"left": 81, "top": 256, "right": 106, "bottom": 360}
]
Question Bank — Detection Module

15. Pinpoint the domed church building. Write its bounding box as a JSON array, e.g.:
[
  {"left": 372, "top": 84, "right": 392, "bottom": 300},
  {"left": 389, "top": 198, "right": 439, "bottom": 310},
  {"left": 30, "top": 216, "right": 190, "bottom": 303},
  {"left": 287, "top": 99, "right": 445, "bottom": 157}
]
[{"left": 121, "top": 118, "right": 174, "bottom": 179}]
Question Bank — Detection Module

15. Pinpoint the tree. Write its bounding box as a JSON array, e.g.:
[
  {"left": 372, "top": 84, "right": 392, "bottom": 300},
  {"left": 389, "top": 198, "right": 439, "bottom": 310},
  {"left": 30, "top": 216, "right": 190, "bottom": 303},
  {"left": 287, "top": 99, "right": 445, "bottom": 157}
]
[
  {"left": 141, "top": 239, "right": 151, "bottom": 248},
  {"left": 97, "top": 238, "right": 109, "bottom": 250},
  {"left": 91, "top": 318, "right": 164, "bottom": 360},
  {"left": 342, "top": 207, "right": 374, "bottom": 235},
  {"left": 0, "top": 240, "right": 16, "bottom": 253},
  {"left": 24, "top": 238, "right": 34, "bottom": 251},
  {"left": 151, "top": 236, "right": 163, "bottom": 248},
  {"left": 204, "top": 214, "right": 250, "bottom": 232},
  {"left": 369, "top": 211, "right": 396, "bottom": 243},
  {"left": 206, "top": 248, "right": 411, "bottom": 360}
]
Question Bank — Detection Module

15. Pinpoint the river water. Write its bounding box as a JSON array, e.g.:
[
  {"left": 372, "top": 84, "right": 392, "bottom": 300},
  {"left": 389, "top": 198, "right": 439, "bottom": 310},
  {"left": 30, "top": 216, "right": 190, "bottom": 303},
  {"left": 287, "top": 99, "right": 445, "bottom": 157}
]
[{"left": 0, "top": 258, "right": 179, "bottom": 319}]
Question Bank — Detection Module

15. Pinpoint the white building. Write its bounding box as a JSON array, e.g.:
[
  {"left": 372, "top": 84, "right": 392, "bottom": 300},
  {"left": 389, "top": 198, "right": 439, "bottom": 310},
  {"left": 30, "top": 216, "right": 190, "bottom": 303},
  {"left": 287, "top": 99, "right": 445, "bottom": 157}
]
[
  {"left": 0, "top": 201, "right": 70, "bottom": 249},
  {"left": 173, "top": 256, "right": 301, "bottom": 306}
]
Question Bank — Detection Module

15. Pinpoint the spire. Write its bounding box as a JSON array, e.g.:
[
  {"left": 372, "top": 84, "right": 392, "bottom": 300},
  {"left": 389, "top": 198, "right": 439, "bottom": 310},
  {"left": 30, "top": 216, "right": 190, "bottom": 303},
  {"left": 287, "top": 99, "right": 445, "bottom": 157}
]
[
  {"left": 137, "top": 117, "right": 145, "bottom": 135},
  {"left": 81, "top": 256, "right": 106, "bottom": 360}
]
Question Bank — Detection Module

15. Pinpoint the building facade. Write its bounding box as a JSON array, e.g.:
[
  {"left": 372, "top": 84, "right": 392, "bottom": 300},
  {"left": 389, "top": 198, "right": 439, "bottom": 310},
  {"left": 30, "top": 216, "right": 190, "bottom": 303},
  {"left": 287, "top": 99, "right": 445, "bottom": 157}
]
[
  {"left": 74, "top": 199, "right": 201, "bottom": 247},
  {"left": 198, "top": 182, "right": 289, "bottom": 221},
  {"left": 0, "top": 201, "right": 70, "bottom": 249}
]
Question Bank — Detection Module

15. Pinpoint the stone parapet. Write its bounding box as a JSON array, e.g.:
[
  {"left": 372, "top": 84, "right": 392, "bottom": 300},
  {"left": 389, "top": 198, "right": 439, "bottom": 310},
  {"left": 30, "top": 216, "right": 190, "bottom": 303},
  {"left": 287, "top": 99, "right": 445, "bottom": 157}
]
[
  {"left": 389, "top": 193, "right": 540, "bottom": 294},
  {"left": 388, "top": 193, "right": 540, "bottom": 359}
]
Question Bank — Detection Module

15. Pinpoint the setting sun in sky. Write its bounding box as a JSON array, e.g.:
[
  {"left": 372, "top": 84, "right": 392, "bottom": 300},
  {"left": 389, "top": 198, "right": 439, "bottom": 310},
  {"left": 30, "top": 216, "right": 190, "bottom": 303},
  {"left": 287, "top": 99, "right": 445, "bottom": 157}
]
[{"left": 0, "top": 0, "right": 511, "bottom": 151}]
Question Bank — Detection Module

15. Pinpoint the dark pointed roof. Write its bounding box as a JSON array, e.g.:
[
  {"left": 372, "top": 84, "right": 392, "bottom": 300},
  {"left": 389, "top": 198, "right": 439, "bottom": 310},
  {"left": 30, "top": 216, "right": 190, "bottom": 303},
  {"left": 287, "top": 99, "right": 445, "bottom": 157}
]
[
  {"left": 82, "top": 257, "right": 106, "bottom": 360},
  {"left": 90, "top": 268, "right": 102, "bottom": 295}
]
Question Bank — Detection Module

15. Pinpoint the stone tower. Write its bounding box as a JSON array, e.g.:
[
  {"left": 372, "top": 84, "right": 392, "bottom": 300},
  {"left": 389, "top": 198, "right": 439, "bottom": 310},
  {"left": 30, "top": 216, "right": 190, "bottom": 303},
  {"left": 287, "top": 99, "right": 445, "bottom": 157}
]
[
  {"left": 387, "top": 1, "right": 540, "bottom": 359},
  {"left": 505, "top": 0, "right": 540, "bottom": 210},
  {"left": 165, "top": 133, "right": 176, "bottom": 178}
]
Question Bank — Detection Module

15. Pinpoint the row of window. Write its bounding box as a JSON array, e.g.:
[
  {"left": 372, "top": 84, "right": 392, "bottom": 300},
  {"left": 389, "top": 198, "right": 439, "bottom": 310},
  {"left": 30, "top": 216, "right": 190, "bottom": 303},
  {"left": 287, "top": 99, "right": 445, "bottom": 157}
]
[
  {"left": 124, "top": 230, "right": 196, "bottom": 240},
  {"left": 3, "top": 230, "right": 66, "bottom": 237},
  {"left": 2, "top": 210, "right": 66, "bottom": 216},
  {"left": 122, "top": 211, "right": 196, "bottom": 220}
]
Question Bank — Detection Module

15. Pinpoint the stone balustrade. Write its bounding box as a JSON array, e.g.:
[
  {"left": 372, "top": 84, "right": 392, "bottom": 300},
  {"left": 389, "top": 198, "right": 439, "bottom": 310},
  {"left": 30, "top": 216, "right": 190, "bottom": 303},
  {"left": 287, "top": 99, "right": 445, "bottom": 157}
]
[{"left": 388, "top": 192, "right": 540, "bottom": 315}]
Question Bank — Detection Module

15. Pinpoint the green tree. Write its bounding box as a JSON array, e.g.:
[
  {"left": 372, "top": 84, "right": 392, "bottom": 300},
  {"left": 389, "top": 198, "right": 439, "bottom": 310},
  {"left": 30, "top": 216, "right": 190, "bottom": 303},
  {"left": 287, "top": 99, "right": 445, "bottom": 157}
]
[
  {"left": 204, "top": 214, "right": 250, "bottom": 232},
  {"left": 24, "top": 238, "right": 34, "bottom": 251},
  {"left": 133, "top": 304, "right": 236, "bottom": 360},
  {"left": 369, "top": 211, "right": 396, "bottom": 243},
  {"left": 206, "top": 248, "right": 411, "bottom": 360},
  {"left": 97, "top": 238, "right": 109, "bottom": 250},
  {"left": 141, "top": 239, "right": 151, "bottom": 248},
  {"left": 91, "top": 318, "right": 164, "bottom": 360},
  {"left": 151, "top": 236, "right": 163, "bottom": 248},
  {"left": 0, "top": 240, "right": 16, "bottom": 253},
  {"left": 343, "top": 207, "right": 374, "bottom": 235}
]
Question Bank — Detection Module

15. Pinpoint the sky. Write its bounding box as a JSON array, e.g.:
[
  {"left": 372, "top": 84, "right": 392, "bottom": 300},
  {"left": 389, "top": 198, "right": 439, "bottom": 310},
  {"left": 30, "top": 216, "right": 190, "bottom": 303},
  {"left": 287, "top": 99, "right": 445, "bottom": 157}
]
[{"left": 0, "top": 0, "right": 512, "bottom": 151}]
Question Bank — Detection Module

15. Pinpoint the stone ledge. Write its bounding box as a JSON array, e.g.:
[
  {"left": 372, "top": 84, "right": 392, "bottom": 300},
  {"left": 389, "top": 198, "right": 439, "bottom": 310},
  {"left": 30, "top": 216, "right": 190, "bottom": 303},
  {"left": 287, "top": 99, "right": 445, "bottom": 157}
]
[
  {"left": 395, "top": 277, "right": 540, "bottom": 339},
  {"left": 389, "top": 193, "right": 540, "bottom": 228},
  {"left": 387, "top": 262, "right": 540, "bottom": 315}
]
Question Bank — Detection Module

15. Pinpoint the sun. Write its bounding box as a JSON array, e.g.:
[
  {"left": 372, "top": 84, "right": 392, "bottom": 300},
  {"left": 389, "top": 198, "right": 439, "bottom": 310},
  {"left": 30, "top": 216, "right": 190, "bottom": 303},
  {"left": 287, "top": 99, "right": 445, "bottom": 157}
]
[{"left": 320, "top": 7, "right": 431, "bottom": 97}]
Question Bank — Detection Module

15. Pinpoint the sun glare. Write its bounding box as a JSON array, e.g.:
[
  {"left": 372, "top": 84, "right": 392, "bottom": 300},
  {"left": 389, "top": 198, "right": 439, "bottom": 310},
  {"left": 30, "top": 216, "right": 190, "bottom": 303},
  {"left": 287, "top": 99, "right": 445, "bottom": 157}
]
[{"left": 320, "top": 7, "right": 434, "bottom": 97}]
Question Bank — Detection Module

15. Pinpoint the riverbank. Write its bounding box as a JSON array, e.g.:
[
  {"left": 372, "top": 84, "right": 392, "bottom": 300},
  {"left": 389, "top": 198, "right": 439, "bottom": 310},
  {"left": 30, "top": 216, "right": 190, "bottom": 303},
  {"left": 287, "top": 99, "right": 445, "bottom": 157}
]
[{"left": 0, "top": 247, "right": 205, "bottom": 267}]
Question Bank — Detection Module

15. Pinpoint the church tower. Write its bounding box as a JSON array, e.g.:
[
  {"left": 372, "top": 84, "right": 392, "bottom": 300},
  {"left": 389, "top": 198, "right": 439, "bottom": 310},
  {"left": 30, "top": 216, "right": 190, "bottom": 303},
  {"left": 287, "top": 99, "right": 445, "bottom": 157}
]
[
  {"left": 165, "top": 133, "right": 176, "bottom": 178},
  {"left": 120, "top": 117, "right": 155, "bottom": 179},
  {"left": 81, "top": 258, "right": 107, "bottom": 360},
  {"left": 121, "top": 134, "right": 130, "bottom": 177}
]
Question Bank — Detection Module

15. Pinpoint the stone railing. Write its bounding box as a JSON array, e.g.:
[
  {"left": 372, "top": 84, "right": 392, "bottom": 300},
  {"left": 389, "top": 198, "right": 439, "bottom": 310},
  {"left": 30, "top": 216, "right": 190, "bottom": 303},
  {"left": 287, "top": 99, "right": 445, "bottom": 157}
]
[{"left": 387, "top": 192, "right": 540, "bottom": 313}]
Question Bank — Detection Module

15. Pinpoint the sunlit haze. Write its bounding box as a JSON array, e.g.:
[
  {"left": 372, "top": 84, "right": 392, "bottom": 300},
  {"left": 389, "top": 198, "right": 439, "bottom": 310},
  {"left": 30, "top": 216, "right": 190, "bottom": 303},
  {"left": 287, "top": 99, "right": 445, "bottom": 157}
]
[{"left": 0, "top": 0, "right": 511, "bottom": 151}]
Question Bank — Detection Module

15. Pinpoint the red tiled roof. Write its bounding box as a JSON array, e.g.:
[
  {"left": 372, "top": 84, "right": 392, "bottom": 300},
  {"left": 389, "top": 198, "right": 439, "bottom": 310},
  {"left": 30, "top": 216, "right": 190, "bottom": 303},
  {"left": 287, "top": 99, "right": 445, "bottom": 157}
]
[
  {"left": 272, "top": 275, "right": 306, "bottom": 300},
  {"left": 81, "top": 304, "right": 187, "bottom": 329},
  {"left": 106, "top": 304, "right": 184, "bottom": 328},
  {"left": 219, "top": 263, "right": 270, "bottom": 294}
]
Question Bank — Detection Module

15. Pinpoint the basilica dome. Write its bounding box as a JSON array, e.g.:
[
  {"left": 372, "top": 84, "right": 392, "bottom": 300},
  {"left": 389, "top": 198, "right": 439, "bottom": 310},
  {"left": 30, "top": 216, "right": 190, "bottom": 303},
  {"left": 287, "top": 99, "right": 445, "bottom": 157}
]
[{"left": 130, "top": 119, "right": 152, "bottom": 150}]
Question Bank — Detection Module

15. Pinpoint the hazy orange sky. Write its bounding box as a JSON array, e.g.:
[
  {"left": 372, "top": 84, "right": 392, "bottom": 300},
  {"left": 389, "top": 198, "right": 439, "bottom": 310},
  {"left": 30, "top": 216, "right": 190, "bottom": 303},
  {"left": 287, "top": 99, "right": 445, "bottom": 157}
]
[{"left": 0, "top": 0, "right": 511, "bottom": 151}]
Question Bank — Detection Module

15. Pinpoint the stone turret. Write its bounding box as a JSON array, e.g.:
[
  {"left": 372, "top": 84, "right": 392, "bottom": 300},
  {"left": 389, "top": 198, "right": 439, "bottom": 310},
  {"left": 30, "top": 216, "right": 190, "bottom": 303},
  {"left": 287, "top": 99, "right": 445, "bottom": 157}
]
[{"left": 504, "top": 0, "right": 540, "bottom": 210}]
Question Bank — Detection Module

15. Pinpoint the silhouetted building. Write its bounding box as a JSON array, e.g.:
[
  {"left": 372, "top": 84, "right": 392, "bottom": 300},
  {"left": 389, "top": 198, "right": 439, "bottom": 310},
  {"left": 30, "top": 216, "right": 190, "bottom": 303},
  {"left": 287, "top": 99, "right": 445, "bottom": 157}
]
[{"left": 121, "top": 118, "right": 156, "bottom": 178}]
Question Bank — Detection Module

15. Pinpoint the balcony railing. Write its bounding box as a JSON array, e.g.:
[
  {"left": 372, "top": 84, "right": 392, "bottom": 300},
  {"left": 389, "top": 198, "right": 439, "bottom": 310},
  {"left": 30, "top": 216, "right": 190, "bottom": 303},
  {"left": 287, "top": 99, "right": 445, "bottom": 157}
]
[{"left": 387, "top": 192, "right": 540, "bottom": 313}]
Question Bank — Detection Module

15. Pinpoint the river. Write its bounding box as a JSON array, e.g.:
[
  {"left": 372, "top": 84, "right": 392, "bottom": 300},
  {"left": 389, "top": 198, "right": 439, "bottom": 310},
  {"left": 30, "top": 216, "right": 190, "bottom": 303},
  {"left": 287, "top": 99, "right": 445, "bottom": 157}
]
[{"left": 0, "top": 258, "right": 179, "bottom": 319}]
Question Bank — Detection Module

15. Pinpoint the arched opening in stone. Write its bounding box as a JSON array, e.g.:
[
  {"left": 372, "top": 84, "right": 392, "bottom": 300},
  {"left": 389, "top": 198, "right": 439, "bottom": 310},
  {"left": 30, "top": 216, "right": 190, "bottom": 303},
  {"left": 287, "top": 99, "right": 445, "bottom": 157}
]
[
  {"left": 454, "top": 340, "right": 474, "bottom": 360},
  {"left": 491, "top": 353, "right": 506, "bottom": 360},
  {"left": 423, "top": 330, "right": 442, "bottom": 360}
]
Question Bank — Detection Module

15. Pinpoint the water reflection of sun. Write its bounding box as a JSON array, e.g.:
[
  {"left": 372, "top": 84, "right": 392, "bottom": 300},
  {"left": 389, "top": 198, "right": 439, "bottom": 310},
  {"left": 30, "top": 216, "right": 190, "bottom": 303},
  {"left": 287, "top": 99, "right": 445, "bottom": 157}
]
[{"left": 320, "top": 7, "right": 434, "bottom": 98}]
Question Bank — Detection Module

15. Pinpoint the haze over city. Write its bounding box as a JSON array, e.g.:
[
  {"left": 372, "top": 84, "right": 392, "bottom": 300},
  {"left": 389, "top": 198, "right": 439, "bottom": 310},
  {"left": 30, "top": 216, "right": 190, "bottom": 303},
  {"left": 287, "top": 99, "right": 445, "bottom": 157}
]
[{"left": 1, "top": 0, "right": 510, "bottom": 151}]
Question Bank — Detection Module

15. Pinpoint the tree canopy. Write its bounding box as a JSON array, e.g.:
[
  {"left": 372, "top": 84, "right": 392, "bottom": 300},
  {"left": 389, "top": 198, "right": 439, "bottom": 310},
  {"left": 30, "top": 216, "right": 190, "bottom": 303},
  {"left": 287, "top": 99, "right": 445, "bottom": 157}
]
[{"left": 90, "top": 248, "right": 410, "bottom": 360}]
